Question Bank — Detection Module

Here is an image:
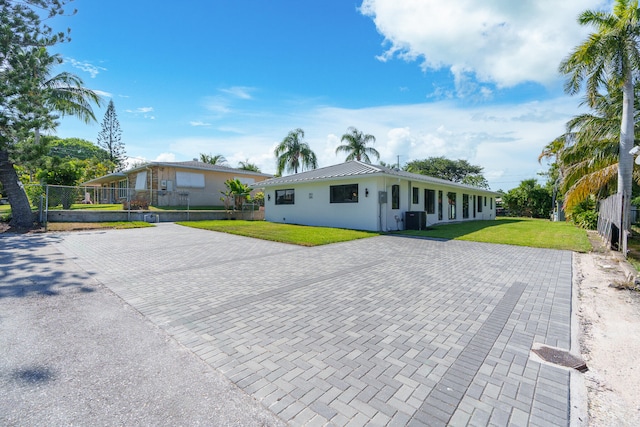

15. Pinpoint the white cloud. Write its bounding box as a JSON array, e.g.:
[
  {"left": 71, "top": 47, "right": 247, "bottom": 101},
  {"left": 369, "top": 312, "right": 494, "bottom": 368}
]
[
  {"left": 360, "top": 0, "right": 605, "bottom": 91},
  {"left": 125, "top": 107, "right": 155, "bottom": 120},
  {"left": 125, "top": 107, "right": 154, "bottom": 114},
  {"left": 94, "top": 90, "right": 112, "bottom": 98},
  {"left": 219, "top": 86, "right": 255, "bottom": 99},
  {"left": 155, "top": 152, "right": 176, "bottom": 162},
  {"left": 190, "top": 121, "right": 211, "bottom": 127},
  {"left": 65, "top": 58, "right": 107, "bottom": 78},
  {"left": 203, "top": 96, "right": 231, "bottom": 115}
]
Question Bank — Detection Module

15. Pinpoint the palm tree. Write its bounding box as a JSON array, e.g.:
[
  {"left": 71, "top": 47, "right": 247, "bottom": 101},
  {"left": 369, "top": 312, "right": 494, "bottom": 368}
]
[
  {"left": 42, "top": 56, "right": 102, "bottom": 127},
  {"left": 542, "top": 83, "right": 640, "bottom": 212},
  {"left": 274, "top": 128, "right": 317, "bottom": 175},
  {"left": 199, "top": 153, "right": 227, "bottom": 165},
  {"left": 237, "top": 159, "right": 261, "bottom": 172},
  {"left": 335, "top": 127, "right": 380, "bottom": 163},
  {"left": 559, "top": 0, "right": 640, "bottom": 233}
]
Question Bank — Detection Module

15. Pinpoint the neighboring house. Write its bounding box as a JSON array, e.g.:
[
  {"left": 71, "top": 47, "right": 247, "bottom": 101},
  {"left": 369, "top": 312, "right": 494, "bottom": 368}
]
[
  {"left": 254, "top": 161, "right": 498, "bottom": 232},
  {"left": 83, "top": 160, "right": 272, "bottom": 207}
]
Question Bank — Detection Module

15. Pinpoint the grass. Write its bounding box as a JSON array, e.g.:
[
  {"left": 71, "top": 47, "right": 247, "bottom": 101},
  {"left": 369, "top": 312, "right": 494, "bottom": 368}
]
[
  {"left": 150, "top": 205, "right": 226, "bottom": 211},
  {"left": 396, "top": 217, "right": 592, "bottom": 252},
  {"left": 64, "top": 203, "right": 122, "bottom": 210},
  {"left": 177, "top": 220, "right": 379, "bottom": 246},
  {"left": 46, "top": 221, "right": 154, "bottom": 232},
  {"left": 1, "top": 204, "right": 229, "bottom": 212}
]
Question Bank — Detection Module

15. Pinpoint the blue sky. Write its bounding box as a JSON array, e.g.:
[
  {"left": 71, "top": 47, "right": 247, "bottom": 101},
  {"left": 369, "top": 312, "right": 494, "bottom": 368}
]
[{"left": 52, "top": 0, "right": 609, "bottom": 190}]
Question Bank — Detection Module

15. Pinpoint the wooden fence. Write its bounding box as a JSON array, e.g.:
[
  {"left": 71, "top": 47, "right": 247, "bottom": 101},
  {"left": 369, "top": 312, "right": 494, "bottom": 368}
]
[{"left": 597, "top": 193, "right": 628, "bottom": 254}]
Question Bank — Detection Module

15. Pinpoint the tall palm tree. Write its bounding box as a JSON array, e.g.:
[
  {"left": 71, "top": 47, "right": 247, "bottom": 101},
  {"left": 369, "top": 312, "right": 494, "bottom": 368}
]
[
  {"left": 542, "top": 83, "right": 640, "bottom": 212},
  {"left": 559, "top": 0, "right": 640, "bottom": 232},
  {"left": 36, "top": 52, "right": 102, "bottom": 145},
  {"left": 274, "top": 128, "right": 317, "bottom": 175},
  {"left": 199, "top": 153, "right": 226, "bottom": 165},
  {"left": 335, "top": 127, "right": 380, "bottom": 163},
  {"left": 0, "top": 48, "right": 101, "bottom": 228}
]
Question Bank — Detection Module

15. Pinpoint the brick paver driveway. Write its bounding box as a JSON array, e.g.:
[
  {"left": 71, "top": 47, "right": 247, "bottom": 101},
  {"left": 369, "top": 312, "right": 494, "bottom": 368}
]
[{"left": 55, "top": 223, "right": 575, "bottom": 426}]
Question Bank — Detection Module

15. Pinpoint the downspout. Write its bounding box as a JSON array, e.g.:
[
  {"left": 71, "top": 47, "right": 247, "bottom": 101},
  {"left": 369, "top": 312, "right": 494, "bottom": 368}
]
[
  {"left": 146, "top": 167, "right": 153, "bottom": 208},
  {"left": 381, "top": 176, "right": 386, "bottom": 231}
]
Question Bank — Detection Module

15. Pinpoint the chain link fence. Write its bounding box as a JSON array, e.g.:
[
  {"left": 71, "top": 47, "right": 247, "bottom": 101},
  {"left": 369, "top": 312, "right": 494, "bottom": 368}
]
[{"left": 11, "top": 184, "right": 263, "bottom": 225}]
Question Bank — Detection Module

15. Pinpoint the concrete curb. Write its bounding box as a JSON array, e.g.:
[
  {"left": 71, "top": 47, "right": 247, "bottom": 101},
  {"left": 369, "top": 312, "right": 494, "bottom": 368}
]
[{"left": 570, "top": 252, "right": 589, "bottom": 427}]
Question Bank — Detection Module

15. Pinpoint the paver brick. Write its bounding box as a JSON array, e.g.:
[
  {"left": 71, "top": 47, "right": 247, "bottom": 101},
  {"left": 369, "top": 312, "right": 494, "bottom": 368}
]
[{"left": 52, "top": 225, "right": 575, "bottom": 427}]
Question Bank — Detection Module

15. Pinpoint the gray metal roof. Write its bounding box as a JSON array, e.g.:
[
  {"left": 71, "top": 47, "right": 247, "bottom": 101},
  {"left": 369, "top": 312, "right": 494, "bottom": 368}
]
[{"left": 254, "top": 161, "right": 498, "bottom": 194}]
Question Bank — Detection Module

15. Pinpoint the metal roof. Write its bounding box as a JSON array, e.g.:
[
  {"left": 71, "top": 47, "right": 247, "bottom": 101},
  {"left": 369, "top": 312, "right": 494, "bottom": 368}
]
[{"left": 253, "top": 161, "right": 499, "bottom": 194}]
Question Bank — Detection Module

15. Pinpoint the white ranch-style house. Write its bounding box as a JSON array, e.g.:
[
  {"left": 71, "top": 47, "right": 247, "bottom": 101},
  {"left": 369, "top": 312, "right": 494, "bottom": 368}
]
[{"left": 255, "top": 161, "right": 498, "bottom": 232}]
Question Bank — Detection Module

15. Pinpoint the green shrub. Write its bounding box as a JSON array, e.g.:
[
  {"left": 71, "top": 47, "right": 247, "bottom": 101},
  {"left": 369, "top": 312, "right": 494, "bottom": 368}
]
[
  {"left": 24, "top": 184, "right": 45, "bottom": 208},
  {"left": 569, "top": 196, "right": 598, "bottom": 229},
  {"left": 574, "top": 210, "right": 599, "bottom": 230}
]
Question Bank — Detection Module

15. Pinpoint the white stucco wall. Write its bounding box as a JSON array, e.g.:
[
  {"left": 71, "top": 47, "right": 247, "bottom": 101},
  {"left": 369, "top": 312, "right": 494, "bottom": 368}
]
[
  {"left": 263, "top": 176, "right": 496, "bottom": 231},
  {"left": 264, "top": 178, "right": 381, "bottom": 231}
]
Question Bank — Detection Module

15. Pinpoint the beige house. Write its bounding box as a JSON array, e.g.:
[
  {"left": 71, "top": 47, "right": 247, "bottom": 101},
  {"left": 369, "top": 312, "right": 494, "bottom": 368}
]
[{"left": 83, "top": 160, "right": 272, "bottom": 207}]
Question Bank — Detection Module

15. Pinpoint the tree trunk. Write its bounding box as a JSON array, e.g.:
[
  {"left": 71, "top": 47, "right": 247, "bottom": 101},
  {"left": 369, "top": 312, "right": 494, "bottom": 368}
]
[
  {"left": 0, "top": 149, "right": 35, "bottom": 229},
  {"left": 619, "top": 73, "right": 635, "bottom": 250}
]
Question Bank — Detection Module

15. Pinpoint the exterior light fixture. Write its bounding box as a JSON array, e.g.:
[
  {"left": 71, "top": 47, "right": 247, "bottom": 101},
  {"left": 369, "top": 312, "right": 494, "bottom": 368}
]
[
  {"left": 267, "top": 194, "right": 271, "bottom": 201},
  {"left": 365, "top": 188, "right": 369, "bottom": 197}
]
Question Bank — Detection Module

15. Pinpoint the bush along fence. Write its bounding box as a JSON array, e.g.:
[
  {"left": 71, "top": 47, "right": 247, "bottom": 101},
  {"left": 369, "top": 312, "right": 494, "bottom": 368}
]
[{"left": 20, "top": 184, "right": 264, "bottom": 225}]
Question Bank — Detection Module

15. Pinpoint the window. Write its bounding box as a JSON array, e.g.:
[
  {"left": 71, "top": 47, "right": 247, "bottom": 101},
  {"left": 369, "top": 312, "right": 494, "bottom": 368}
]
[
  {"left": 391, "top": 185, "right": 400, "bottom": 209},
  {"left": 484, "top": 196, "right": 487, "bottom": 206},
  {"left": 438, "top": 190, "right": 443, "bottom": 221},
  {"left": 330, "top": 184, "right": 358, "bottom": 203},
  {"left": 275, "top": 189, "right": 295, "bottom": 205},
  {"left": 425, "top": 189, "right": 435, "bottom": 214},
  {"left": 448, "top": 192, "right": 457, "bottom": 220},
  {"left": 118, "top": 179, "right": 128, "bottom": 199},
  {"left": 135, "top": 171, "right": 147, "bottom": 190},
  {"left": 477, "top": 194, "right": 483, "bottom": 213},
  {"left": 175, "top": 172, "right": 205, "bottom": 188},
  {"left": 412, "top": 187, "right": 419, "bottom": 204},
  {"left": 473, "top": 195, "right": 476, "bottom": 218},
  {"left": 490, "top": 197, "right": 493, "bottom": 209},
  {"left": 463, "top": 194, "right": 469, "bottom": 219}
]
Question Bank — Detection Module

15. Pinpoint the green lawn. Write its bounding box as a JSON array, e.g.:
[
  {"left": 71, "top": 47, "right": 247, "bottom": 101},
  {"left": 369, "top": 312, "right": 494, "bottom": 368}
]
[
  {"left": 177, "top": 220, "right": 379, "bottom": 246},
  {"left": 150, "top": 205, "right": 227, "bottom": 211},
  {"left": 66, "top": 203, "right": 122, "bottom": 210},
  {"left": 180, "top": 218, "right": 591, "bottom": 250},
  {"left": 397, "top": 217, "right": 592, "bottom": 252},
  {"left": 1, "top": 204, "right": 225, "bottom": 212}
]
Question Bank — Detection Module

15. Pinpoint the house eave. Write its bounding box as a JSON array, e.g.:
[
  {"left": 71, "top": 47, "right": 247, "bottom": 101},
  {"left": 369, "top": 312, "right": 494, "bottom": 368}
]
[{"left": 81, "top": 172, "right": 127, "bottom": 186}]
